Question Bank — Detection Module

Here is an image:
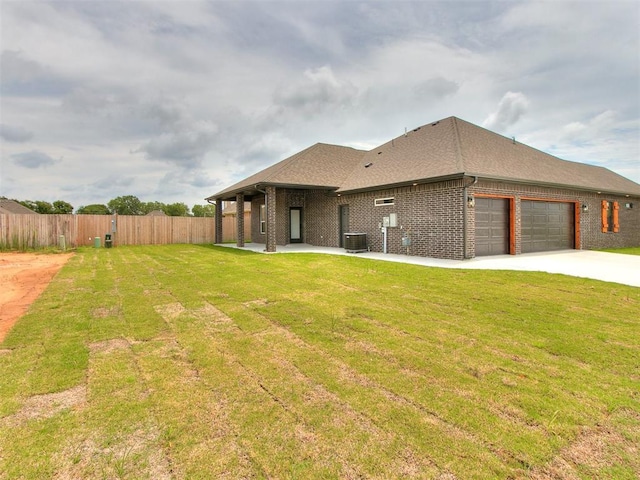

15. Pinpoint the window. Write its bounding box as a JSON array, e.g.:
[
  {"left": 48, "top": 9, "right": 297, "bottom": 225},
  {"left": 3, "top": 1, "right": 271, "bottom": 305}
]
[
  {"left": 601, "top": 200, "right": 619, "bottom": 233},
  {"left": 375, "top": 197, "right": 394, "bottom": 206},
  {"left": 260, "top": 204, "right": 266, "bottom": 234}
]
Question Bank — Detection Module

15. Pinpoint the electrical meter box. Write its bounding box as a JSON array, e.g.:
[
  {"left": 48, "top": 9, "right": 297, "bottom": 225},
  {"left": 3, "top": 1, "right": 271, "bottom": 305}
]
[{"left": 382, "top": 214, "right": 397, "bottom": 227}]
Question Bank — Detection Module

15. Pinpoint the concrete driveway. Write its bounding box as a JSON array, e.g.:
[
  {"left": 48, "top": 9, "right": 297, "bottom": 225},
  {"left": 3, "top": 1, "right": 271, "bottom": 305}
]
[{"left": 218, "top": 244, "right": 640, "bottom": 288}]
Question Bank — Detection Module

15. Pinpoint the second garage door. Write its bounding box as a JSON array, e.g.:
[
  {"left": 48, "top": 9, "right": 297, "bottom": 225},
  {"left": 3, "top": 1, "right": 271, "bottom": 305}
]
[{"left": 521, "top": 200, "right": 574, "bottom": 253}]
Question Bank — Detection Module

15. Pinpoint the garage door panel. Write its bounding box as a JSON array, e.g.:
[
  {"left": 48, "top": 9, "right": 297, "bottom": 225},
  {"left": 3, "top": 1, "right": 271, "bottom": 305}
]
[{"left": 521, "top": 201, "right": 574, "bottom": 253}]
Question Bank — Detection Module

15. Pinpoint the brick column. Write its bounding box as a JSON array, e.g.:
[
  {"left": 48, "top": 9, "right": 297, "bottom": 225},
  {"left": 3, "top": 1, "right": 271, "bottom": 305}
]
[
  {"left": 236, "top": 193, "right": 245, "bottom": 247},
  {"left": 215, "top": 199, "right": 223, "bottom": 244},
  {"left": 265, "top": 185, "right": 277, "bottom": 252}
]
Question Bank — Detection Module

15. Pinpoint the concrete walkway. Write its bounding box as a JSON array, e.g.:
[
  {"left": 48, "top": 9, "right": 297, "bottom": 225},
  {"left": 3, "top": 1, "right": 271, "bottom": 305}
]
[{"left": 216, "top": 243, "right": 640, "bottom": 288}]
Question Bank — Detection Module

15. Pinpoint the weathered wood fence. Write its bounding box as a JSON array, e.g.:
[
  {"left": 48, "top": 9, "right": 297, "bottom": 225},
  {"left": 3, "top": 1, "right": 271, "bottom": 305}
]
[{"left": 0, "top": 214, "right": 228, "bottom": 249}]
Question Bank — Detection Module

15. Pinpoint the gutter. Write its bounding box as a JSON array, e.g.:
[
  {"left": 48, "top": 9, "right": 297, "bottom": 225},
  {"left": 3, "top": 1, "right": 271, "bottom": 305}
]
[{"left": 462, "top": 173, "right": 640, "bottom": 198}]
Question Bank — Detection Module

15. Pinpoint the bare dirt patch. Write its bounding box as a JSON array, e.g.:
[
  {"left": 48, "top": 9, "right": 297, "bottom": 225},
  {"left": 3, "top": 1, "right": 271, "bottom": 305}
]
[
  {"left": 2, "top": 385, "right": 87, "bottom": 426},
  {"left": 0, "top": 252, "right": 73, "bottom": 343}
]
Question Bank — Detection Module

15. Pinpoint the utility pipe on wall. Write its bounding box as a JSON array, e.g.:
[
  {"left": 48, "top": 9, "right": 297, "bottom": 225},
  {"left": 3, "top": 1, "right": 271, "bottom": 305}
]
[
  {"left": 382, "top": 225, "right": 388, "bottom": 254},
  {"left": 463, "top": 175, "right": 479, "bottom": 259}
]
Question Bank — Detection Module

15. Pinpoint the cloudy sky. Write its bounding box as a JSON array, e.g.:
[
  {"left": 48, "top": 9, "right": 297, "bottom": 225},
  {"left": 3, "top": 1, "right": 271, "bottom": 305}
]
[{"left": 1, "top": 0, "right": 639, "bottom": 211}]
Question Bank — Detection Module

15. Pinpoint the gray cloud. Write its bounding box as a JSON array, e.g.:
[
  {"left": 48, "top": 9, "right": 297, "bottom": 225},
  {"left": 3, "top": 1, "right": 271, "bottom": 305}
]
[
  {"left": 0, "top": 124, "right": 34, "bottom": 142},
  {"left": 413, "top": 77, "right": 459, "bottom": 100},
  {"left": 135, "top": 121, "right": 219, "bottom": 168},
  {"left": 483, "top": 92, "right": 530, "bottom": 132},
  {"left": 11, "top": 150, "right": 58, "bottom": 169},
  {"left": 0, "top": 50, "right": 72, "bottom": 96},
  {"left": 273, "top": 66, "right": 358, "bottom": 113},
  {"left": 155, "top": 169, "right": 221, "bottom": 200},
  {"left": 92, "top": 174, "right": 136, "bottom": 190}
]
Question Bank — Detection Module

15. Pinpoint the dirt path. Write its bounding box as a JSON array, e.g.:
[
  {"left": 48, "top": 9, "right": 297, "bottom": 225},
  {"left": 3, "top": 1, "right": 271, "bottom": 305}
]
[{"left": 0, "top": 252, "right": 73, "bottom": 343}]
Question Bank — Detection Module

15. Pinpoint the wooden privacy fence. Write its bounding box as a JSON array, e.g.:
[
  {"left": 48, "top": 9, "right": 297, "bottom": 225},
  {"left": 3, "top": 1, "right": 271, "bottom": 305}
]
[
  {"left": 0, "top": 214, "right": 251, "bottom": 249},
  {"left": 0, "top": 214, "right": 219, "bottom": 249}
]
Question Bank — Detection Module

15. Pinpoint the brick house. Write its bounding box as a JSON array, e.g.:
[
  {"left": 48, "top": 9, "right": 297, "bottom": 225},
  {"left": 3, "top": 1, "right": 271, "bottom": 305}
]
[{"left": 206, "top": 117, "right": 640, "bottom": 260}]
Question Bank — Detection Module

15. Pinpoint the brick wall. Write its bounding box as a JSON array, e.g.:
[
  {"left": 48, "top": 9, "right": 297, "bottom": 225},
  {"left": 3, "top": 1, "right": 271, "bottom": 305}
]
[
  {"left": 305, "top": 181, "right": 467, "bottom": 259},
  {"left": 248, "top": 180, "right": 639, "bottom": 259}
]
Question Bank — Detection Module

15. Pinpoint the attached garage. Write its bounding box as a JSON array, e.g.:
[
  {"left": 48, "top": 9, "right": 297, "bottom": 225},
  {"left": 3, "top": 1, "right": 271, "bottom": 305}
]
[
  {"left": 521, "top": 200, "right": 575, "bottom": 253},
  {"left": 475, "top": 197, "right": 510, "bottom": 256}
]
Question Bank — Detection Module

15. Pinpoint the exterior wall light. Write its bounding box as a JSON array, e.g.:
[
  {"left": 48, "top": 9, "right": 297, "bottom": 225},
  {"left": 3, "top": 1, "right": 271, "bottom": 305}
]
[
  {"left": 582, "top": 204, "right": 589, "bottom": 212},
  {"left": 626, "top": 203, "right": 633, "bottom": 209},
  {"left": 467, "top": 195, "right": 475, "bottom": 208}
]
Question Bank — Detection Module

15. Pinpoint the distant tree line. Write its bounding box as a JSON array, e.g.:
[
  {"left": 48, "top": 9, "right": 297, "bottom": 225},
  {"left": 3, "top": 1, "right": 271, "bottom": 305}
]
[{"left": 15, "top": 195, "right": 216, "bottom": 217}]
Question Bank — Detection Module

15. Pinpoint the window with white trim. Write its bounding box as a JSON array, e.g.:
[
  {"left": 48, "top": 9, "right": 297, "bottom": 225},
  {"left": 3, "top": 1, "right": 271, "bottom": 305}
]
[
  {"left": 375, "top": 197, "right": 394, "bottom": 206},
  {"left": 260, "top": 204, "right": 266, "bottom": 234}
]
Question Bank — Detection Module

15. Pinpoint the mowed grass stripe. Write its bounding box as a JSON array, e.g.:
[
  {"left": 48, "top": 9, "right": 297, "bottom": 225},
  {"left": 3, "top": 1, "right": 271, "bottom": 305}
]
[{"left": 216, "top": 304, "right": 505, "bottom": 478}]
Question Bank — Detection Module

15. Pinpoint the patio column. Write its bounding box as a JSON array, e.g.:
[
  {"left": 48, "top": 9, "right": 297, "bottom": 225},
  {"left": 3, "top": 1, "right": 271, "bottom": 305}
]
[
  {"left": 236, "top": 193, "right": 245, "bottom": 247},
  {"left": 214, "top": 199, "right": 223, "bottom": 244},
  {"left": 265, "top": 185, "right": 277, "bottom": 252}
]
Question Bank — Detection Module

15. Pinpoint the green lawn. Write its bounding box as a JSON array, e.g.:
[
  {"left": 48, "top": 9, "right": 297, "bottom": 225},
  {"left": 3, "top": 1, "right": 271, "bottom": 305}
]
[
  {"left": 1, "top": 245, "right": 638, "bottom": 479},
  {"left": 598, "top": 247, "right": 640, "bottom": 256}
]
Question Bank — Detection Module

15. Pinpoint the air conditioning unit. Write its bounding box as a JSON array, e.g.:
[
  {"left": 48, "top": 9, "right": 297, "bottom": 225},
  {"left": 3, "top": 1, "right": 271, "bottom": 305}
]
[{"left": 344, "top": 233, "right": 367, "bottom": 253}]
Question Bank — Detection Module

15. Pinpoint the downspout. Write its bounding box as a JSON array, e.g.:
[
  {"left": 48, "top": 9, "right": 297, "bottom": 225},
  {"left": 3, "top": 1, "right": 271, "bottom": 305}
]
[{"left": 462, "top": 175, "right": 478, "bottom": 259}]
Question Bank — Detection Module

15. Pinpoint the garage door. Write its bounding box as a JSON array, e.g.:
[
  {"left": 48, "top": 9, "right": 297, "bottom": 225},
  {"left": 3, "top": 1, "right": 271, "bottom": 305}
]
[
  {"left": 475, "top": 197, "right": 510, "bottom": 256},
  {"left": 521, "top": 201, "right": 574, "bottom": 253}
]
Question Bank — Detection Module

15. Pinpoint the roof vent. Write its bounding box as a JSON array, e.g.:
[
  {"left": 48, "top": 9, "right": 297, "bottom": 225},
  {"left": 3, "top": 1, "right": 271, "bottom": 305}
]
[
  {"left": 431, "top": 121, "right": 439, "bottom": 126},
  {"left": 377, "top": 151, "right": 382, "bottom": 155},
  {"left": 364, "top": 162, "right": 373, "bottom": 168},
  {"left": 412, "top": 127, "right": 421, "bottom": 132}
]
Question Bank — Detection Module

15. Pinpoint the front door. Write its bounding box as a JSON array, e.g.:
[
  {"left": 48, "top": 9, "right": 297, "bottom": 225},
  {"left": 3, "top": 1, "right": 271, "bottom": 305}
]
[
  {"left": 289, "top": 207, "right": 303, "bottom": 243},
  {"left": 339, "top": 205, "right": 349, "bottom": 247}
]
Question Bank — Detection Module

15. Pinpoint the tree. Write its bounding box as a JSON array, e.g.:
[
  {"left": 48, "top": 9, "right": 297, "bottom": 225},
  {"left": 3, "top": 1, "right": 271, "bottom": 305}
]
[
  {"left": 192, "top": 204, "right": 216, "bottom": 217},
  {"left": 33, "top": 200, "right": 54, "bottom": 214},
  {"left": 53, "top": 200, "right": 74, "bottom": 214},
  {"left": 107, "top": 195, "right": 144, "bottom": 215},
  {"left": 142, "top": 201, "right": 166, "bottom": 215},
  {"left": 77, "top": 204, "right": 111, "bottom": 215},
  {"left": 164, "top": 202, "right": 190, "bottom": 216}
]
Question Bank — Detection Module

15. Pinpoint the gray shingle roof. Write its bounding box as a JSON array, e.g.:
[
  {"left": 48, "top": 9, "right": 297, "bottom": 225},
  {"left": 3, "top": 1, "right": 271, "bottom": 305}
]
[
  {"left": 0, "top": 198, "right": 39, "bottom": 214},
  {"left": 338, "top": 117, "right": 640, "bottom": 195},
  {"left": 208, "top": 117, "right": 640, "bottom": 200},
  {"left": 208, "top": 143, "right": 366, "bottom": 200}
]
